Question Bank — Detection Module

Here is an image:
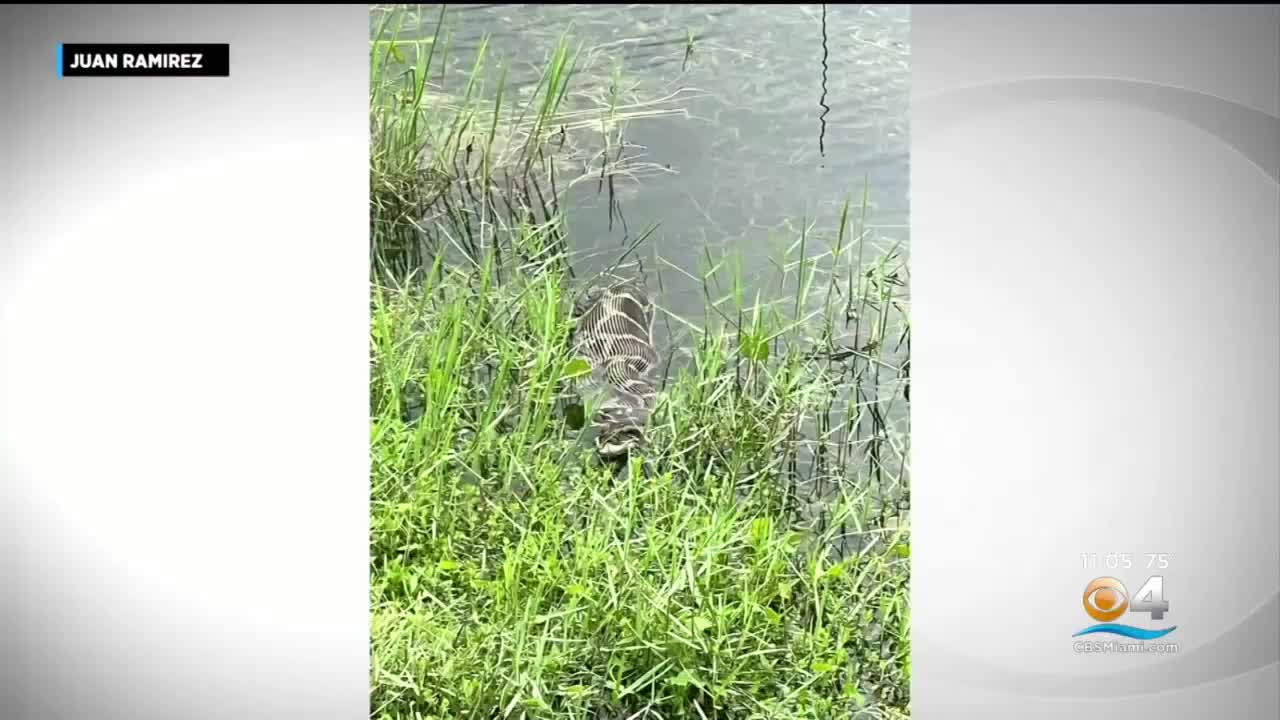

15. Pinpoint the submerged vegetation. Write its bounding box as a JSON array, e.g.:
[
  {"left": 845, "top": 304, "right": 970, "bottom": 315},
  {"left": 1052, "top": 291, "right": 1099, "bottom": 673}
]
[{"left": 369, "top": 6, "right": 911, "bottom": 719}]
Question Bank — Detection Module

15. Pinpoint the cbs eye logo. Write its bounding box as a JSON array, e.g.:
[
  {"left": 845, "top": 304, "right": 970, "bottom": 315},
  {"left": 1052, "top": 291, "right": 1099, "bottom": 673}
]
[
  {"left": 1075, "top": 575, "right": 1177, "bottom": 640},
  {"left": 1083, "top": 576, "right": 1130, "bottom": 621}
]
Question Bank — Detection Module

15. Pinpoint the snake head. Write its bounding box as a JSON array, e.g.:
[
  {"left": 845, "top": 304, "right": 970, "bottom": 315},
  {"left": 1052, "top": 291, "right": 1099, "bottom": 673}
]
[{"left": 596, "top": 426, "right": 645, "bottom": 460}]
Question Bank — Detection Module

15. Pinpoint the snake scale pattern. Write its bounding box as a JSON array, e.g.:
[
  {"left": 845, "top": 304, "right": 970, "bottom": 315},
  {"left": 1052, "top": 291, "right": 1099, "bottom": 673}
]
[{"left": 569, "top": 280, "right": 661, "bottom": 460}]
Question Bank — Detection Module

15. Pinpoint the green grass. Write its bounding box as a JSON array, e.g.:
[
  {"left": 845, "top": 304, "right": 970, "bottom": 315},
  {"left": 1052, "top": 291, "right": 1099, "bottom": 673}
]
[{"left": 369, "top": 6, "right": 910, "bottom": 719}]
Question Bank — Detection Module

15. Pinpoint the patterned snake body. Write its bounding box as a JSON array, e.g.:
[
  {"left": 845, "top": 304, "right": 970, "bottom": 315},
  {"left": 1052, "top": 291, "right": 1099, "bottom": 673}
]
[{"left": 569, "top": 280, "right": 661, "bottom": 460}]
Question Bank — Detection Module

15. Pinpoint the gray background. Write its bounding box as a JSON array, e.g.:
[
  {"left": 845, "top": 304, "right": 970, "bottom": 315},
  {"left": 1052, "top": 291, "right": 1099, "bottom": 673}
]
[
  {"left": 1, "top": 5, "right": 369, "bottom": 720},
  {"left": 913, "top": 4, "right": 1279, "bottom": 718},
  {"left": 1, "top": 4, "right": 1276, "bottom": 720}
]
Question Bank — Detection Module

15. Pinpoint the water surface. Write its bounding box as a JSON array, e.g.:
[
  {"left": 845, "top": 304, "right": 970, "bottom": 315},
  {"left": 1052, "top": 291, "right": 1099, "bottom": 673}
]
[{"left": 377, "top": 3, "right": 908, "bottom": 304}]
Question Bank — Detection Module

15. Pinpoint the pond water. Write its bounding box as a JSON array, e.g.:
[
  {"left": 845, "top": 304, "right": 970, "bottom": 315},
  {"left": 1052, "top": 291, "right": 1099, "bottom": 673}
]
[
  {"left": 377, "top": 2, "right": 908, "bottom": 304},
  {"left": 374, "top": 4, "right": 911, "bottom": 535}
]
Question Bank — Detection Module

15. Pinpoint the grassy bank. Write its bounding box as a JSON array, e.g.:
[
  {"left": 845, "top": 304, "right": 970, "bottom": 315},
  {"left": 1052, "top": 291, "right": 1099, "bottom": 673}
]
[{"left": 369, "top": 7, "right": 911, "bottom": 719}]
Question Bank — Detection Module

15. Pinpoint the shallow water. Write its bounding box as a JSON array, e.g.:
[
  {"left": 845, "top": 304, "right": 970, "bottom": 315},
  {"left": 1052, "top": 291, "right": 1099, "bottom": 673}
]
[{"left": 375, "top": 3, "right": 908, "bottom": 301}]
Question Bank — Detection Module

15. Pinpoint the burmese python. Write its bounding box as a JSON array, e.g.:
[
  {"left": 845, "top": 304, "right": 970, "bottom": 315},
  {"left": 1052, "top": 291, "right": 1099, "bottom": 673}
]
[{"left": 568, "top": 279, "right": 661, "bottom": 461}]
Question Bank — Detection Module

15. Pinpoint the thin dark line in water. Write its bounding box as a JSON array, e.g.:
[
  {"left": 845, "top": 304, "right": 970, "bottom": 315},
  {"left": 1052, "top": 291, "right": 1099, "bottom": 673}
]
[{"left": 819, "top": 3, "right": 830, "bottom": 163}]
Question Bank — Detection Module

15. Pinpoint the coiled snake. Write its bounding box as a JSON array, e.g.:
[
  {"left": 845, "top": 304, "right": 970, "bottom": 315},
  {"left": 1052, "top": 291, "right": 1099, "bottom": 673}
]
[{"left": 568, "top": 280, "right": 661, "bottom": 461}]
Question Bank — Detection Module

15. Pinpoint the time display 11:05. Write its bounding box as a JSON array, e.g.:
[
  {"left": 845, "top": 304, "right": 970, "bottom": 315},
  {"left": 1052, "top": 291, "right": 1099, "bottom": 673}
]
[{"left": 1081, "top": 553, "right": 1169, "bottom": 570}]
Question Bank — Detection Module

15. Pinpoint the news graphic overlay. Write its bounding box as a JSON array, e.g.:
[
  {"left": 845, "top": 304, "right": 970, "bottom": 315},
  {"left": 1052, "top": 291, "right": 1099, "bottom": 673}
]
[
  {"left": 57, "top": 43, "right": 229, "bottom": 77},
  {"left": 1075, "top": 553, "right": 1179, "bottom": 655}
]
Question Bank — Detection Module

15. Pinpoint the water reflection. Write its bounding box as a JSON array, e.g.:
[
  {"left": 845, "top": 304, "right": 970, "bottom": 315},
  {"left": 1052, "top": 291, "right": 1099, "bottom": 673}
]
[{"left": 373, "top": 3, "right": 909, "bottom": 290}]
